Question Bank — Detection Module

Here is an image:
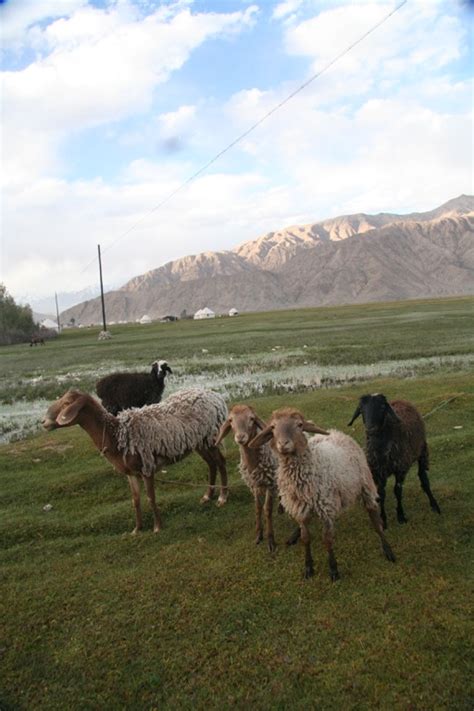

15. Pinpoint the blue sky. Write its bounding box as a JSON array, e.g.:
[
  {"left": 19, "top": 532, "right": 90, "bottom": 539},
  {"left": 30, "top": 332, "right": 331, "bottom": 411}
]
[{"left": 1, "top": 0, "right": 472, "bottom": 303}]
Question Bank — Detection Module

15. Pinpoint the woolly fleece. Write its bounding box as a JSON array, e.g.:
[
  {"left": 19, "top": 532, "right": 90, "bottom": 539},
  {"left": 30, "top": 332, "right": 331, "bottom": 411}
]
[{"left": 117, "top": 388, "right": 227, "bottom": 477}]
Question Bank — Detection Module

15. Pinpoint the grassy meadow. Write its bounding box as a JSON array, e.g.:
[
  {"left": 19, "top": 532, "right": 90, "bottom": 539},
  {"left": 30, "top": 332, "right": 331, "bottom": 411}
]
[{"left": 1, "top": 296, "right": 473, "bottom": 709}]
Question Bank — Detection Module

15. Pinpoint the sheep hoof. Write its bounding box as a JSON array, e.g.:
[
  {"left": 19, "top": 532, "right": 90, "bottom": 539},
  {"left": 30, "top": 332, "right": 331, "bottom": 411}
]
[
  {"left": 431, "top": 502, "right": 441, "bottom": 514},
  {"left": 255, "top": 533, "right": 263, "bottom": 545},
  {"left": 397, "top": 514, "right": 408, "bottom": 524},
  {"left": 153, "top": 526, "right": 162, "bottom": 534},
  {"left": 330, "top": 569, "right": 340, "bottom": 582},
  {"left": 131, "top": 527, "right": 141, "bottom": 536},
  {"left": 200, "top": 494, "right": 211, "bottom": 504},
  {"left": 216, "top": 495, "right": 228, "bottom": 507},
  {"left": 277, "top": 503, "right": 284, "bottom": 515},
  {"left": 384, "top": 546, "right": 396, "bottom": 563},
  {"left": 267, "top": 537, "right": 277, "bottom": 554},
  {"left": 304, "top": 566, "right": 314, "bottom": 580}
]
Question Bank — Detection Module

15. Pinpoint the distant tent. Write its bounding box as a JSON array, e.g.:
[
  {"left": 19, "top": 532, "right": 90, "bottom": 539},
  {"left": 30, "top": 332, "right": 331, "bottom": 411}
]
[
  {"left": 194, "top": 307, "right": 215, "bottom": 320},
  {"left": 139, "top": 314, "right": 152, "bottom": 324},
  {"left": 40, "top": 318, "right": 59, "bottom": 331},
  {"left": 229, "top": 308, "right": 239, "bottom": 317}
]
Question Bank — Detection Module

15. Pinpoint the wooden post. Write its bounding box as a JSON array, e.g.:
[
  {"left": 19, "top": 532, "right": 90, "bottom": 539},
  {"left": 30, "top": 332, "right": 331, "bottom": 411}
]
[
  {"left": 98, "top": 244, "right": 107, "bottom": 333},
  {"left": 55, "top": 292, "right": 61, "bottom": 333}
]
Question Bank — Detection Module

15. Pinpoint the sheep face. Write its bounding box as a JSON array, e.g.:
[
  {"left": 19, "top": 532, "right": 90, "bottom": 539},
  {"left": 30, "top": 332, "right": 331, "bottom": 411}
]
[
  {"left": 151, "top": 360, "right": 173, "bottom": 377},
  {"left": 249, "top": 408, "right": 329, "bottom": 454},
  {"left": 42, "top": 390, "right": 89, "bottom": 430},
  {"left": 348, "top": 394, "right": 400, "bottom": 431},
  {"left": 215, "top": 404, "right": 266, "bottom": 446}
]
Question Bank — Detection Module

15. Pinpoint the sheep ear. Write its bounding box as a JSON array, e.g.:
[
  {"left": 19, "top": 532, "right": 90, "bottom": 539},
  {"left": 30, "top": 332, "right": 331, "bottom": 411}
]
[
  {"left": 215, "top": 419, "right": 231, "bottom": 445},
  {"left": 347, "top": 404, "right": 362, "bottom": 426},
  {"left": 302, "top": 420, "right": 329, "bottom": 435},
  {"left": 248, "top": 425, "right": 274, "bottom": 449},
  {"left": 254, "top": 415, "right": 267, "bottom": 431},
  {"left": 56, "top": 395, "right": 87, "bottom": 426}
]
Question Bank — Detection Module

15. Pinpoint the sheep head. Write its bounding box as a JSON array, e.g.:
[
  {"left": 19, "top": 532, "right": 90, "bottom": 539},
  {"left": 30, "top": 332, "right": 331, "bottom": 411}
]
[
  {"left": 42, "top": 389, "right": 91, "bottom": 430},
  {"left": 215, "top": 404, "right": 266, "bottom": 446},
  {"left": 348, "top": 394, "right": 401, "bottom": 430},
  {"left": 151, "top": 360, "right": 173, "bottom": 377},
  {"left": 249, "top": 407, "right": 329, "bottom": 455}
]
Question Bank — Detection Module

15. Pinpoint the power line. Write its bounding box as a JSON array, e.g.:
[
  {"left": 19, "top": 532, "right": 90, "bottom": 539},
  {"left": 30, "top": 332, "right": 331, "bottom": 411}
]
[{"left": 81, "top": 0, "right": 407, "bottom": 274}]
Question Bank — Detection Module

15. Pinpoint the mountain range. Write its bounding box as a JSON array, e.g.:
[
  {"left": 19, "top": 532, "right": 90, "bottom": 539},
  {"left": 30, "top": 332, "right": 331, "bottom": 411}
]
[{"left": 61, "top": 195, "right": 474, "bottom": 324}]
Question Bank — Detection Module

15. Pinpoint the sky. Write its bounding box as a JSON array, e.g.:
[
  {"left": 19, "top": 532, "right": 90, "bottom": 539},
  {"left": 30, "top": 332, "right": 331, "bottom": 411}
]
[{"left": 1, "top": 0, "right": 473, "bottom": 306}]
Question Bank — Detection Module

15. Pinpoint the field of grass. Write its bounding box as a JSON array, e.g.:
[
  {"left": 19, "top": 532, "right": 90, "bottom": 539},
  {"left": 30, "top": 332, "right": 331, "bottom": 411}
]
[{"left": 1, "top": 297, "right": 473, "bottom": 709}]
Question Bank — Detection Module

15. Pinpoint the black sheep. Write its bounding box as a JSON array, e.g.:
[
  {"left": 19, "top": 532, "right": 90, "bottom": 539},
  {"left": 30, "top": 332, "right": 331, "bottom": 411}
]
[
  {"left": 348, "top": 394, "right": 441, "bottom": 528},
  {"left": 96, "top": 360, "right": 172, "bottom": 415}
]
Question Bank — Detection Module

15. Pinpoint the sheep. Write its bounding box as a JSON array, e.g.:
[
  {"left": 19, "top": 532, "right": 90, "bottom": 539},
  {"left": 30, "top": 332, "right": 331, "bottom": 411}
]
[
  {"left": 348, "top": 394, "right": 441, "bottom": 528},
  {"left": 96, "top": 360, "right": 172, "bottom": 415},
  {"left": 42, "top": 387, "right": 228, "bottom": 534},
  {"left": 215, "top": 404, "right": 278, "bottom": 552},
  {"left": 250, "top": 408, "right": 396, "bottom": 581}
]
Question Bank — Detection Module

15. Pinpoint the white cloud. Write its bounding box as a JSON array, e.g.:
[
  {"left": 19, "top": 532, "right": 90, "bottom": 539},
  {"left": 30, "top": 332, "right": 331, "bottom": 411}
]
[
  {"left": 284, "top": 2, "right": 463, "bottom": 83},
  {"left": 1, "top": 2, "right": 258, "bottom": 185},
  {"left": 272, "top": 0, "right": 304, "bottom": 21},
  {"left": 0, "top": 0, "right": 87, "bottom": 51}
]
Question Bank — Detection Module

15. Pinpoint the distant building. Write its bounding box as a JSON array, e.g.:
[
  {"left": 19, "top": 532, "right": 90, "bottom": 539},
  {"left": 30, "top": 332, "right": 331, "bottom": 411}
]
[
  {"left": 229, "top": 308, "right": 239, "bottom": 317},
  {"left": 40, "top": 318, "right": 59, "bottom": 331},
  {"left": 194, "top": 307, "right": 215, "bottom": 320},
  {"left": 139, "top": 314, "right": 152, "bottom": 324}
]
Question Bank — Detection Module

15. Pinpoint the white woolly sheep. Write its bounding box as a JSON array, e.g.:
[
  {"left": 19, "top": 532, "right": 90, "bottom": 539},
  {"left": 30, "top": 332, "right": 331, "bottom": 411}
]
[
  {"left": 250, "top": 407, "right": 396, "bottom": 581},
  {"left": 42, "top": 387, "right": 228, "bottom": 534},
  {"left": 215, "top": 404, "right": 278, "bottom": 552},
  {"left": 96, "top": 360, "right": 172, "bottom": 415}
]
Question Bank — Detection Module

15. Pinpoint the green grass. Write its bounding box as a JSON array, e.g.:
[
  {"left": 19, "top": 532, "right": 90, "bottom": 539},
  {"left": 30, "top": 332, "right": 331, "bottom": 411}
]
[
  {"left": 1, "top": 296, "right": 473, "bottom": 403},
  {"left": 1, "top": 297, "right": 473, "bottom": 709}
]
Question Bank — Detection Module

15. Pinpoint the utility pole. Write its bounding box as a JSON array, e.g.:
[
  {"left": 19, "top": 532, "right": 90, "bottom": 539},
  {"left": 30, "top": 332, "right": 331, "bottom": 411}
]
[
  {"left": 55, "top": 292, "right": 61, "bottom": 333},
  {"left": 97, "top": 244, "right": 107, "bottom": 333}
]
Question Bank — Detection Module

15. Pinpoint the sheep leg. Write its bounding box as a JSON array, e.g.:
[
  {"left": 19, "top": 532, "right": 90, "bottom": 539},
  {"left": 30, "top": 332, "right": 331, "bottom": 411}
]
[
  {"left": 417, "top": 447, "right": 441, "bottom": 514},
  {"left": 254, "top": 492, "right": 264, "bottom": 545},
  {"left": 197, "top": 448, "right": 217, "bottom": 504},
  {"left": 286, "top": 526, "right": 301, "bottom": 546},
  {"left": 366, "top": 506, "right": 396, "bottom": 563},
  {"left": 127, "top": 475, "right": 143, "bottom": 534},
  {"left": 300, "top": 519, "right": 314, "bottom": 579},
  {"left": 377, "top": 481, "right": 388, "bottom": 529},
  {"left": 264, "top": 489, "right": 276, "bottom": 553},
  {"left": 394, "top": 476, "right": 408, "bottom": 524},
  {"left": 143, "top": 475, "right": 162, "bottom": 533},
  {"left": 210, "top": 446, "right": 228, "bottom": 506},
  {"left": 322, "top": 521, "right": 340, "bottom": 582}
]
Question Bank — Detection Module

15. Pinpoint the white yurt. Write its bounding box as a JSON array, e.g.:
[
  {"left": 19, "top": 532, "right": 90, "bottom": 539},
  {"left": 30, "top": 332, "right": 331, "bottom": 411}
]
[
  {"left": 40, "top": 318, "right": 59, "bottom": 331},
  {"left": 194, "top": 307, "right": 215, "bottom": 320},
  {"left": 229, "top": 308, "right": 239, "bottom": 317},
  {"left": 139, "top": 314, "right": 152, "bottom": 325}
]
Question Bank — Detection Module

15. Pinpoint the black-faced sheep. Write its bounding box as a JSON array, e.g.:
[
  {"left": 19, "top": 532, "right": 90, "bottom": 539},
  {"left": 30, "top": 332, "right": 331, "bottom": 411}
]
[
  {"left": 250, "top": 408, "right": 396, "bottom": 581},
  {"left": 96, "top": 360, "right": 172, "bottom": 415},
  {"left": 348, "top": 394, "right": 441, "bottom": 528},
  {"left": 215, "top": 404, "right": 278, "bottom": 552},
  {"left": 42, "top": 387, "right": 228, "bottom": 534}
]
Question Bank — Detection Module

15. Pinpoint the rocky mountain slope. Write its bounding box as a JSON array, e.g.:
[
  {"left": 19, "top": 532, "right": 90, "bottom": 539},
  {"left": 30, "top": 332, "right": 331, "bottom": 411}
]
[{"left": 61, "top": 195, "right": 474, "bottom": 324}]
